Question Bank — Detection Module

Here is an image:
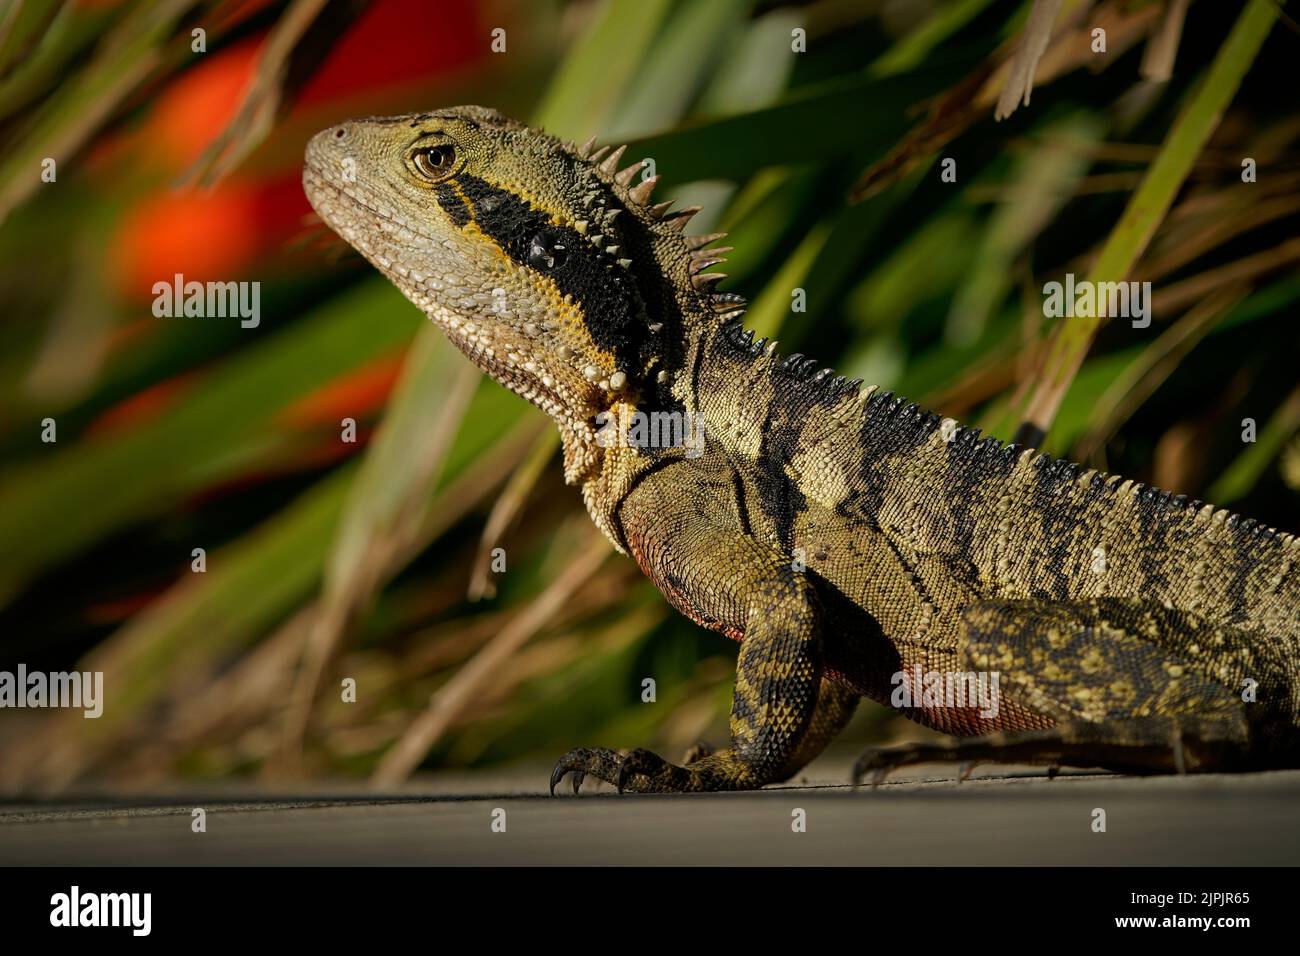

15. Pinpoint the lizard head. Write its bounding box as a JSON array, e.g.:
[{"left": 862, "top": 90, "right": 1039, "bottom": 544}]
[{"left": 304, "top": 105, "right": 739, "bottom": 482}]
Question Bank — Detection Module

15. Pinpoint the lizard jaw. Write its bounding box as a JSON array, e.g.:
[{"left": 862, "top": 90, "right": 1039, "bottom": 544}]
[{"left": 304, "top": 163, "right": 606, "bottom": 448}]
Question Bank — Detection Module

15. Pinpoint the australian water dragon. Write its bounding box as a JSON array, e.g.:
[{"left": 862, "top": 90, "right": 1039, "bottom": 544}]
[{"left": 303, "top": 106, "right": 1300, "bottom": 792}]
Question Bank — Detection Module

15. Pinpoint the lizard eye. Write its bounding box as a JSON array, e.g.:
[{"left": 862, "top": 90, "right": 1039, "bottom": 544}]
[
  {"left": 411, "top": 144, "right": 457, "bottom": 181},
  {"left": 528, "top": 231, "right": 568, "bottom": 271}
]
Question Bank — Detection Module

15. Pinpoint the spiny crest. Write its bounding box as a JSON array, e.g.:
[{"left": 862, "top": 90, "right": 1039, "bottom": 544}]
[
  {"left": 858, "top": 394, "right": 1296, "bottom": 549},
  {"left": 569, "top": 132, "right": 739, "bottom": 317},
  {"left": 720, "top": 320, "right": 864, "bottom": 407},
  {"left": 701, "top": 330, "right": 1297, "bottom": 551},
  {"left": 571, "top": 137, "right": 682, "bottom": 224},
  {"left": 559, "top": 129, "right": 1297, "bottom": 550}
]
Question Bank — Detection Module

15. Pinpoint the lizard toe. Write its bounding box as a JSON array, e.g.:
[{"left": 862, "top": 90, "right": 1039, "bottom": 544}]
[
  {"left": 549, "top": 746, "right": 623, "bottom": 796},
  {"left": 615, "top": 748, "right": 677, "bottom": 793},
  {"left": 851, "top": 743, "right": 925, "bottom": 787}
]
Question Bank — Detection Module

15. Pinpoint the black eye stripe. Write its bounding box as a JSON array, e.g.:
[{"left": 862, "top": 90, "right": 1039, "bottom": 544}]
[
  {"left": 447, "top": 173, "right": 647, "bottom": 374},
  {"left": 434, "top": 184, "right": 470, "bottom": 227},
  {"left": 528, "top": 230, "right": 569, "bottom": 270}
]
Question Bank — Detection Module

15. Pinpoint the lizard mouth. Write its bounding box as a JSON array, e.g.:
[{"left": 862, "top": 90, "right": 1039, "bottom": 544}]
[{"left": 302, "top": 164, "right": 432, "bottom": 256}]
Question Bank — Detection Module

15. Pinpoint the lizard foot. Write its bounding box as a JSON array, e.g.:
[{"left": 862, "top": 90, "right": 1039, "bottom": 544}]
[
  {"left": 549, "top": 746, "right": 624, "bottom": 795},
  {"left": 550, "top": 746, "right": 765, "bottom": 794},
  {"left": 548, "top": 746, "right": 692, "bottom": 794},
  {"left": 850, "top": 743, "right": 931, "bottom": 788},
  {"left": 850, "top": 733, "right": 1059, "bottom": 787},
  {"left": 850, "top": 718, "right": 1238, "bottom": 785}
]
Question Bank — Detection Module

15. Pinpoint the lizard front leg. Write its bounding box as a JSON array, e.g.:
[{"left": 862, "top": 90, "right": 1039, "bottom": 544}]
[
  {"left": 550, "top": 677, "right": 856, "bottom": 794},
  {"left": 778, "top": 678, "right": 859, "bottom": 779},
  {"left": 551, "top": 529, "right": 832, "bottom": 793}
]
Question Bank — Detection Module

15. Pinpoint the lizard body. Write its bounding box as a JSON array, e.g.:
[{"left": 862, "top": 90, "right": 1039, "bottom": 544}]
[{"left": 304, "top": 106, "right": 1300, "bottom": 792}]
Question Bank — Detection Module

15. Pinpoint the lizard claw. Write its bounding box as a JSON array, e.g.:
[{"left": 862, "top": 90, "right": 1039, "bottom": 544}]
[
  {"left": 851, "top": 748, "right": 897, "bottom": 788},
  {"left": 549, "top": 746, "right": 622, "bottom": 796},
  {"left": 851, "top": 741, "right": 939, "bottom": 787},
  {"left": 550, "top": 746, "right": 698, "bottom": 794},
  {"left": 548, "top": 760, "right": 572, "bottom": 797},
  {"left": 1171, "top": 730, "right": 1187, "bottom": 775},
  {"left": 551, "top": 745, "right": 761, "bottom": 794}
]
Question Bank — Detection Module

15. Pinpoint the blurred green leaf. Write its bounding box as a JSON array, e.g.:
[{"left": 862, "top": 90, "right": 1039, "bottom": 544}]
[
  {"left": 532, "top": 0, "right": 674, "bottom": 140},
  {"left": 1021, "top": 0, "right": 1281, "bottom": 438},
  {"left": 632, "top": 59, "right": 980, "bottom": 187},
  {"left": 1209, "top": 386, "right": 1300, "bottom": 505},
  {"left": 0, "top": 0, "right": 201, "bottom": 226},
  {"left": 0, "top": 280, "right": 417, "bottom": 603}
]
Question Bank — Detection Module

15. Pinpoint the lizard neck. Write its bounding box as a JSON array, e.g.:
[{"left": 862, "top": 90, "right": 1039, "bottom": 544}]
[{"left": 570, "top": 321, "right": 719, "bottom": 552}]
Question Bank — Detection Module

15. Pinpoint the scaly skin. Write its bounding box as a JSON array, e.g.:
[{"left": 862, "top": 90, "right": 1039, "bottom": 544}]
[{"left": 303, "top": 106, "right": 1300, "bottom": 793}]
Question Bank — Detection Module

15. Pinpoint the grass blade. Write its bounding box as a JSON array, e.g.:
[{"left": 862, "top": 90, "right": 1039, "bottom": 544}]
[{"left": 1017, "top": 0, "right": 1281, "bottom": 442}]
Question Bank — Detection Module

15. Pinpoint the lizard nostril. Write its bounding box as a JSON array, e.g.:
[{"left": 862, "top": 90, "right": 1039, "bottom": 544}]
[{"left": 333, "top": 127, "right": 346, "bottom": 139}]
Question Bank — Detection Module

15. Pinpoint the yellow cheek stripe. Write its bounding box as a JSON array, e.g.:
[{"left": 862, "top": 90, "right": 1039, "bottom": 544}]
[{"left": 450, "top": 181, "right": 478, "bottom": 226}]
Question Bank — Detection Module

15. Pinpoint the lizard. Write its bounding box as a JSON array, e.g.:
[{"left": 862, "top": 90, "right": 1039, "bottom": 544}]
[{"left": 303, "top": 105, "right": 1300, "bottom": 793}]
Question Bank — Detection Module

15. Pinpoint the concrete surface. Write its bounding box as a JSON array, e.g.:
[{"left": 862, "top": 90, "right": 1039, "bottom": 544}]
[{"left": 3, "top": 762, "right": 1299, "bottom": 865}]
